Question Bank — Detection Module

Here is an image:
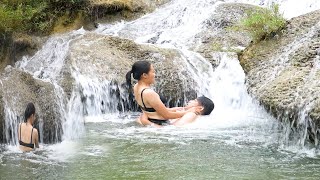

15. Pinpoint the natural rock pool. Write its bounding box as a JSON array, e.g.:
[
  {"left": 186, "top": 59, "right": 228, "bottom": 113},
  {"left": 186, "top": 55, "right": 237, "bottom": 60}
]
[
  {"left": 1, "top": 113, "right": 320, "bottom": 179},
  {"left": 1, "top": 0, "right": 320, "bottom": 179}
]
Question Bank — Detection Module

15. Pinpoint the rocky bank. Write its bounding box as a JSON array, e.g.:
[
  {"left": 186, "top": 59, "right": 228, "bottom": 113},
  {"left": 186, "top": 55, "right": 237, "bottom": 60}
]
[{"left": 240, "top": 10, "right": 320, "bottom": 144}]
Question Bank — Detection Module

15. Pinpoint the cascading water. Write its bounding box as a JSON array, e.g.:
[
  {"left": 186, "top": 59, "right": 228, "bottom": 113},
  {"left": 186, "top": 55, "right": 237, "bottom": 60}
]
[
  {"left": 2, "top": 0, "right": 320, "bottom": 179},
  {"left": 236, "top": 0, "right": 320, "bottom": 18},
  {"left": 1, "top": 0, "right": 319, "bottom": 155},
  {"left": 3, "top": 103, "right": 20, "bottom": 145}
]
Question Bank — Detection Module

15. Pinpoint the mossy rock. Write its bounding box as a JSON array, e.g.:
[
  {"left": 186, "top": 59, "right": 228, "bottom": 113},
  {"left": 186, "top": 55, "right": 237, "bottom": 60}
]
[
  {"left": 240, "top": 9, "right": 320, "bottom": 144},
  {"left": 193, "top": 3, "right": 255, "bottom": 67}
]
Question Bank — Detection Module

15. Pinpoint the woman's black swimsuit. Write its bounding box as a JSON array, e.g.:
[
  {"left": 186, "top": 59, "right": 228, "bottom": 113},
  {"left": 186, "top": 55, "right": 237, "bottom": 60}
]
[
  {"left": 147, "top": 118, "right": 170, "bottom": 126},
  {"left": 140, "top": 88, "right": 170, "bottom": 126},
  {"left": 19, "top": 123, "right": 35, "bottom": 149}
]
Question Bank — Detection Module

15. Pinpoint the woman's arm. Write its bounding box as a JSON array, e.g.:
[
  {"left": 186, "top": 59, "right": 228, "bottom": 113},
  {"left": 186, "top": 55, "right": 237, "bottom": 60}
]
[
  {"left": 144, "top": 90, "right": 195, "bottom": 119},
  {"left": 139, "top": 112, "right": 161, "bottom": 127},
  {"left": 33, "top": 129, "right": 39, "bottom": 148},
  {"left": 18, "top": 123, "right": 20, "bottom": 141}
]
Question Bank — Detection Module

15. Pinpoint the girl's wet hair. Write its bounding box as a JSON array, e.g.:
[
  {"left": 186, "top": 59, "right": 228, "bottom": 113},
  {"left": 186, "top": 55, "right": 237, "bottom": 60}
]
[
  {"left": 126, "top": 60, "right": 152, "bottom": 89},
  {"left": 197, "top": 96, "right": 214, "bottom": 115},
  {"left": 24, "top": 102, "right": 35, "bottom": 122}
]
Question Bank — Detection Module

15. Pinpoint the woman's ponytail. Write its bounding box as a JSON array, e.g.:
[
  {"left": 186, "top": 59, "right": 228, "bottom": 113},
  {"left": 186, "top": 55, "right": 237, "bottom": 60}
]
[
  {"left": 25, "top": 102, "right": 35, "bottom": 122},
  {"left": 126, "top": 70, "right": 132, "bottom": 89},
  {"left": 126, "top": 60, "right": 151, "bottom": 89}
]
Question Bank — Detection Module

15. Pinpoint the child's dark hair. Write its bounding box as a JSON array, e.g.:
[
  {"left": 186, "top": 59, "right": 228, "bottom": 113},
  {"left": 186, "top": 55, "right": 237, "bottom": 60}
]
[
  {"left": 197, "top": 96, "right": 214, "bottom": 115},
  {"left": 125, "top": 61, "right": 152, "bottom": 89},
  {"left": 24, "top": 102, "right": 35, "bottom": 122}
]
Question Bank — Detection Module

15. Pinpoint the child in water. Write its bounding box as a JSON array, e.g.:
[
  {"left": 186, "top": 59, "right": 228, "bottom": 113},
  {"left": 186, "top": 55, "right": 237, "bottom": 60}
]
[{"left": 138, "top": 96, "right": 214, "bottom": 127}]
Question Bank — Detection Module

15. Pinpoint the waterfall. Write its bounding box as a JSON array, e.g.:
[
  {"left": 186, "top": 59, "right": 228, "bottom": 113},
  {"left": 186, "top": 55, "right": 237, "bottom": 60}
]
[
  {"left": 235, "top": 0, "right": 320, "bottom": 18},
  {"left": 3, "top": 103, "right": 20, "bottom": 145},
  {"left": 1, "top": 0, "right": 319, "bottom": 148}
]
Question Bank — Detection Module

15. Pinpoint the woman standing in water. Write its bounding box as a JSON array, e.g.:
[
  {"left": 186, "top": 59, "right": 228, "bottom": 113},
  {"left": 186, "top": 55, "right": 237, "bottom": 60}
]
[
  {"left": 126, "top": 60, "right": 200, "bottom": 126},
  {"left": 18, "top": 102, "right": 39, "bottom": 152}
]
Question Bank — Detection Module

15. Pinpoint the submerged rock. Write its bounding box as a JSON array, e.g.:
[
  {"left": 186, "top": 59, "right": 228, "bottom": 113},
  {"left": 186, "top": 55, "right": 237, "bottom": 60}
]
[
  {"left": 0, "top": 68, "right": 63, "bottom": 144},
  {"left": 240, "top": 10, "right": 320, "bottom": 144}
]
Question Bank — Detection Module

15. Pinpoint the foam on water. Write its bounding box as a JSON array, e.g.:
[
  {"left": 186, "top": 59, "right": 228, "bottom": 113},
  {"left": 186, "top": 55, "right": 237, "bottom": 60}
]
[
  {"left": 81, "top": 145, "right": 109, "bottom": 157},
  {"left": 45, "top": 141, "right": 80, "bottom": 162}
]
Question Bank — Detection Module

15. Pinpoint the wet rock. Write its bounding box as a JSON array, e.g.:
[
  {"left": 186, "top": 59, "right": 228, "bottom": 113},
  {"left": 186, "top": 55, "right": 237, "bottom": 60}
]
[
  {"left": 193, "top": 3, "right": 255, "bottom": 68},
  {"left": 87, "top": 0, "right": 170, "bottom": 23},
  {"left": 64, "top": 33, "right": 198, "bottom": 108},
  {"left": 240, "top": 10, "right": 320, "bottom": 144},
  {"left": 0, "top": 68, "right": 63, "bottom": 144},
  {"left": 0, "top": 34, "right": 46, "bottom": 72}
]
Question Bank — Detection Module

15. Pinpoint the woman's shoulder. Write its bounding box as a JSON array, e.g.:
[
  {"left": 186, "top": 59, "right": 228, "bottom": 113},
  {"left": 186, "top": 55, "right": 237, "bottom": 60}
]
[
  {"left": 142, "top": 88, "right": 158, "bottom": 97},
  {"left": 135, "top": 86, "right": 155, "bottom": 94}
]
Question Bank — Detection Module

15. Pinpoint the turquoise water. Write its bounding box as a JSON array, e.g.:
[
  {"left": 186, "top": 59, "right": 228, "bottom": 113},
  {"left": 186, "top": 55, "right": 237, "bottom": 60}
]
[{"left": 1, "top": 115, "right": 320, "bottom": 179}]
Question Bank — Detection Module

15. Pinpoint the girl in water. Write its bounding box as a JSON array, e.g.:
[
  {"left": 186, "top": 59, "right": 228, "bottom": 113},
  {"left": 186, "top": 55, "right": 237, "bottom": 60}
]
[
  {"left": 126, "top": 60, "right": 201, "bottom": 127},
  {"left": 18, "top": 102, "right": 39, "bottom": 152}
]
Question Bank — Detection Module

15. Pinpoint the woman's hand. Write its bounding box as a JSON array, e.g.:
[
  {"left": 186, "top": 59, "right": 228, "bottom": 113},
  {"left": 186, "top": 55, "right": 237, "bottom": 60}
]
[{"left": 186, "top": 106, "right": 202, "bottom": 115}]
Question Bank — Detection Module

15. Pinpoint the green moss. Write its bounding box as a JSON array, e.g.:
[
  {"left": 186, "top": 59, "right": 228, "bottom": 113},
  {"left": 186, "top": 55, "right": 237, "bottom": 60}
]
[
  {"left": 235, "top": 4, "right": 286, "bottom": 42},
  {"left": 211, "top": 42, "right": 223, "bottom": 51},
  {"left": 211, "top": 42, "right": 243, "bottom": 54}
]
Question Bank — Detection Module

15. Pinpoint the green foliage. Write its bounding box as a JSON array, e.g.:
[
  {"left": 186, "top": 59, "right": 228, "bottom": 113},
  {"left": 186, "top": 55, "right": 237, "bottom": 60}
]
[
  {"left": 47, "top": 0, "right": 86, "bottom": 13},
  {"left": 0, "top": 3, "right": 42, "bottom": 33},
  {"left": 238, "top": 4, "right": 286, "bottom": 42},
  {"left": 0, "top": 0, "right": 87, "bottom": 35}
]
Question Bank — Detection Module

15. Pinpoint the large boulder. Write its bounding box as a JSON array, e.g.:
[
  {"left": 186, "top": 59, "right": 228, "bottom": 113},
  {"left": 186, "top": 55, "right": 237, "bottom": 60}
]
[
  {"left": 0, "top": 68, "right": 63, "bottom": 144},
  {"left": 240, "top": 10, "right": 320, "bottom": 144},
  {"left": 63, "top": 33, "right": 198, "bottom": 109}
]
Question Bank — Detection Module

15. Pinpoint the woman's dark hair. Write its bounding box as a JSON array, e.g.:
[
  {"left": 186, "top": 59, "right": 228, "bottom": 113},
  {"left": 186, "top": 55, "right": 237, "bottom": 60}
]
[
  {"left": 197, "top": 96, "right": 214, "bottom": 115},
  {"left": 24, "top": 102, "right": 35, "bottom": 122},
  {"left": 126, "top": 61, "right": 152, "bottom": 89}
]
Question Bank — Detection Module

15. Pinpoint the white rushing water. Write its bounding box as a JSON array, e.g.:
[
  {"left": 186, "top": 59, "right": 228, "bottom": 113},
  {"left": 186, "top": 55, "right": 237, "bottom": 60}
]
[
  {"left": 1, "top": 0, "right": 319, "bottom": 159},
  {"left": 238, "top": 0, "right": 320, "bottom": 18}
]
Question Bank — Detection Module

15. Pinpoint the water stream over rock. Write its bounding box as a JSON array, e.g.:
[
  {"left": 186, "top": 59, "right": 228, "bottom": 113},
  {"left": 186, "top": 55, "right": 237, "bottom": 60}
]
[{"left": 1, "top": 0, "right": 320, "bottom": 179}]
